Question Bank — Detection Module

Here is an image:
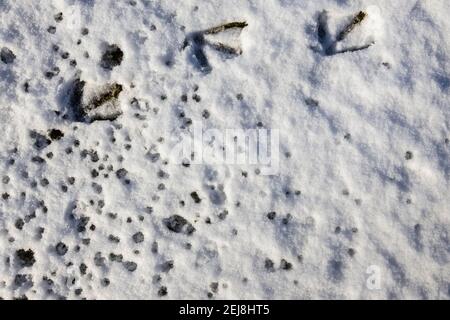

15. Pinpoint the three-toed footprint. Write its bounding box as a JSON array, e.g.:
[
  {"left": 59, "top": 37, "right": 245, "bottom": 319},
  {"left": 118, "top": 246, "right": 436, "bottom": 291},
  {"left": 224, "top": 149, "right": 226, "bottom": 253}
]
[
  {"left": 183, "top": 21, "right": 248, "bottom": 73},
  {"left": 317, "top": 6, "right": 383, "bottom": 55}
]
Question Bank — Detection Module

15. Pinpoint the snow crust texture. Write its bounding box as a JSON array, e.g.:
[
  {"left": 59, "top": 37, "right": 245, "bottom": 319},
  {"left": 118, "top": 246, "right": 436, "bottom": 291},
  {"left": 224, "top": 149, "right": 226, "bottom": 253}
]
[{"left": 0, "top": 0, "right": 449, "bottom": 300}]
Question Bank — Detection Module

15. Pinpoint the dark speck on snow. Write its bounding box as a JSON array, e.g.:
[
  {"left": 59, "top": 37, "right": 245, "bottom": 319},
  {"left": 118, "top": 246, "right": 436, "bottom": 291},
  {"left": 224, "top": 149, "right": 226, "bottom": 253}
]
[
  {"left": 132, "top": 232, "right": 144, "bottom": 244},
  {"left": 101, "top": 44, "right": 124, "bottom": 70},
  {"left": 124, "top": 261, "right": 137, "bottom": 272},
  {"left": 163, "top": 215, "right": 196, "bottom": 235},
  {"left": 16, "top": 249, "right": 36, "bottom": 267},
  {"left": 55, "top": 242, "right": 68, "bottom": 256},
  {"left": 48, "top": 129, "right": 64, "bottom": 141},
  {"left": 1, "top": 47, "right": 16, "bottom": 64}
]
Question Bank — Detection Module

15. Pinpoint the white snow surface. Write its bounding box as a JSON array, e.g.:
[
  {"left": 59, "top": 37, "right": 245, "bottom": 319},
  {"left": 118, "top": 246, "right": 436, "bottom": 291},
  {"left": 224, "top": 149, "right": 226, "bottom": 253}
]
[{"left": 0, "top": 0, "right": 449, "bottom": 300}]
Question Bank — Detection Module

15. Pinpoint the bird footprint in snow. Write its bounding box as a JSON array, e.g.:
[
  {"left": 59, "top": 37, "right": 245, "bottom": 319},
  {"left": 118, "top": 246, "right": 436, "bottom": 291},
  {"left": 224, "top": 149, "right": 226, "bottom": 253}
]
[
  {"left": 184, "top": 21, "right": 248, "bottom": 74},
  {"left": 317, "top": 6, "right": 383, "bottom": 55}
]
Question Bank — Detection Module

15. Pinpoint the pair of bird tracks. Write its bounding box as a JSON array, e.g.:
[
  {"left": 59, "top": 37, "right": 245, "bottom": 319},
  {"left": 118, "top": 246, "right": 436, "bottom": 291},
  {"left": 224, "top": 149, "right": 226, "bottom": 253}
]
[{"left": 185, "top": 6, "right": 383, "bottom": 73}]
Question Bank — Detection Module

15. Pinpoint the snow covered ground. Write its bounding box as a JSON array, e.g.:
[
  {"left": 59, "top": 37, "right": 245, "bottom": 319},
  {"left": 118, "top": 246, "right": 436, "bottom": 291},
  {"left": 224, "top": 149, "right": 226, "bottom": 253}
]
[{"left": 0, "top": 0, "right": 449, "bottom": 300}]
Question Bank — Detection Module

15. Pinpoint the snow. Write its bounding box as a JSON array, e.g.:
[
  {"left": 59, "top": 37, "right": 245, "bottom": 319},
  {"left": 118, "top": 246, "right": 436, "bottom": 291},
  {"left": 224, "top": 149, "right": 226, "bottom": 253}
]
[{"left": 0, "top": 0, "right": 449, "bottom": 300}]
